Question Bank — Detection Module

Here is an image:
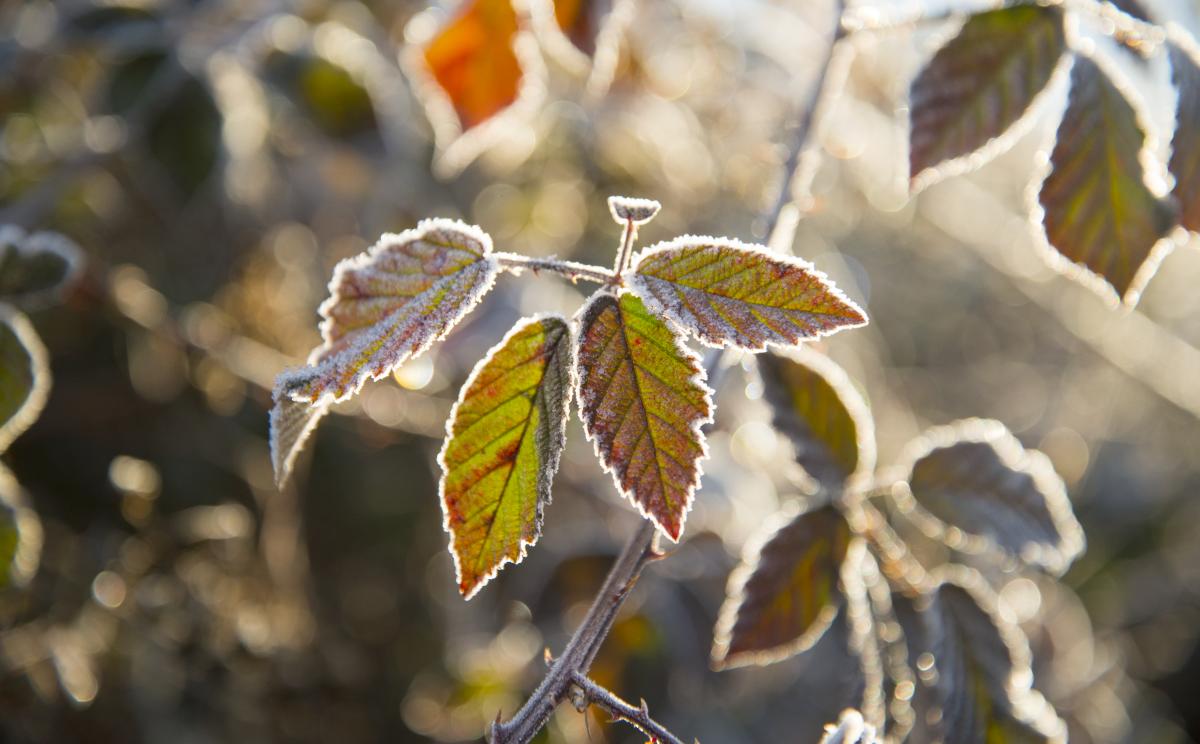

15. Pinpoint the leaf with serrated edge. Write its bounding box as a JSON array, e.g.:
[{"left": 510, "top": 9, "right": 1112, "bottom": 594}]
[
  {"left": 758, "top": 347, "right": 875, "bottom": 492},
  {"left": 1035, "top": 54, "right": 1177, "bottom": 305},
  {"left": 277, "top": 219, "right": 499, "bottom": 407},
  {"left": 0, "top": 306, "right": 50, "bottom": 454},
  {"left": 628, "top": 237, "right": 866, "bottom": 352},
  {"left": 908, "top": 5, "right": 1066, "bottom": 186},
  {"left": 438, "top": 315, "right": 573, "bottom": 599},
  {"left": 575, "top": 291, "right": 712, "bottom": 541},
  {"left": 270, "top": 395, "right": 329, "bottom": 489},
  {"left": 0, "top": 464, "right": 41, "bottom": 588},
  {"left": 890, "top": 418, "right": 1084, "bottom": 575},
  {"left": 711, "top": 502, "right": 854, "bottom": 668},
  {"left": 0, "top": 226, "right": 85, "bottom": 309},
  {"left": 897, "top": 569, "right": 1066, "bottom": 743},
  {"left": 1169, "top": 34, "right": 1200, "bottom": 233}
]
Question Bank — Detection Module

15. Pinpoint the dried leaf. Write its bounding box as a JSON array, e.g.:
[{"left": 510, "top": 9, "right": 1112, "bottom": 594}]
[
  {"left": 896, "top": 572, "right": 1065, "bottom": 743},
  {"left": 0, "top": 227, "right": 85, "bottom": 309},
  {"left": 758, "top": 348, "right": 875, "bottom": 491},
  {"left": 0, "top": 306, "right": 50, "bottom": 454},
  {"left": 712, "top": 503, "right": 853, "bottom": 668},
  {"left": 0, "top": 464, "right": 41, "bottom": 588},
  {"left": 628, "top": 237, "right": 866, "bottom": 351},
  {"left": 438, "top": 315, "right": 573, "bottom": 598},
  {"left": 1169, "top": 38, "right": 1200, "bottom": 233},
  {"left": 1036, "top": 54, "right": 1176, "bottom": 304},
  {"left": 421, "top": 0, "right": 524, "bottom": 132},
  {"left": 575, "top": 291, "right": 712, "bottom": 540},
  {"left": 892, "top": 419, "right": 1084, "bottom": 575},
  {"left": 278, "top": 220, "right": 499, "bottom": 406},
  {"left": 908, "top": 5, "right": 1065, "bottom": 183}
]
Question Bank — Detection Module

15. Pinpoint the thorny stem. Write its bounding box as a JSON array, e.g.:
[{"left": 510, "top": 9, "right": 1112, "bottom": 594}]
[
  {"left": 494, "top": 252, "right": 615, "bottom": 284},
  {"left": 488, "top": 1, "right": 850, "bottom": 741},
  {"left": 569, "top": 671, "right": 686, "bottom": 744}
]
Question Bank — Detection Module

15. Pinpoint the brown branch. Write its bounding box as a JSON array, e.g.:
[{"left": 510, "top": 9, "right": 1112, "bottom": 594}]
[{"left": 569, "top": 671, "right": 687, "bottom": 744}]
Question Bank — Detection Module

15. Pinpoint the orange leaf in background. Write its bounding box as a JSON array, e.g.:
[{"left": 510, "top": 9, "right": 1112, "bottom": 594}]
[{"left": 422, "top": 0, "right": 524, "bottom": 132}]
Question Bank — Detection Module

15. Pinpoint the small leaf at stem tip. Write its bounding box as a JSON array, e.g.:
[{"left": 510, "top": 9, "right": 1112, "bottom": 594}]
[
  {"left": 607, "top": 196, "right": 661, "bottom": 226},
  {"left": 575, "top": 291, "right": 712, "bottom": 541},
  {"left": 908, "top": 5, "right": 1065, "bottom": 185},
  {"left": 1036, "top": 54, "right": 1177, "bottom": 305},
  {"left": 891, "top": 418, "right": 1084, "bottom": 575},
  {"left": 0, "top": 226, "right": 85, "bottom": 310},
  {"left": 757, "top": 347, "right": 875, "bottom": 492},
  {"left": 711, "top": 502, "right": 853, "bottom": 668},
  {"left": 281, "top": 219, "right": 499, "bottom": 406},
  {"left": 439, "top": 315, "right": 574, "bottom": 598},
  {"left": 895, "top": 569, "right": 1066, "bottom": 743},
  {"left": 0, "top": 305, "right": 50, "bottom": 454},
  {"left": 1169, "top": 35, "right": 1200, "bottom": 233},
  {"left": 629, "top": 237, "right": 866, "bottom": 351}
]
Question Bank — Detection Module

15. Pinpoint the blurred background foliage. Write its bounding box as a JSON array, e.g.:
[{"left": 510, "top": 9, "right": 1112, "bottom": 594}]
[{"left": 2, "top": 0, "right": 1200, "bottom": 741}]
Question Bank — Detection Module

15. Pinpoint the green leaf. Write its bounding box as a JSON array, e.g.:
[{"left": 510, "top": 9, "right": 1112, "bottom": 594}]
[
  {"left": 895, "top": 572, "right": 1065, "bottom": 744},
  {"left": 0, "top": 464, "right": 41, "bottom": 588},
  {"left": 0, "top": 226, "right": 84, "bottom": 309},
  {"left": 438, "top": 315, "right": 573, "bottom": 598},
  {"left": 628, "top": 237, "right": 866, "bottom": 351},
  {"left": 711, "top": 503, "right": 853, "bottom": 668},
  {"left": 575, "top": 291, "right": 712, "bottom": 540},
  {"left": 758, "top": 348, "right": 875, "bottom": 491},
  {"left": 909, "top": 5, "right": 1065, "bottom": 182},
  {"left": 892, "top": 419, "right": 1084, "bottom": 575},
  {"left": 1037, "top": 54, "right": 1177, "bottom": 304},
  {"left": 0, "top": 306, "right": 50, "bottom": 453},
  {"left": 275, "top": 219, "right": 499, "bottom": 406},
  {"left": 1169, "top": 38, "right": 1200, "bottom": 233}
]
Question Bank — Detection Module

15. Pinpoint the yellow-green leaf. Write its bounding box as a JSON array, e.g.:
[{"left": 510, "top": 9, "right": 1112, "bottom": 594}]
[
  {"left": 758, "top": 348, "right": 875, "bottom": 491},
  {"left": 276, "top": 219, "right": 499, "bottom": 406},
  {"left": 908, "top": 5, "right": 1065, "bottom": 182},
  {"left": 0, "top": 306, "right": 50, "bottom": 453},
  {"left": 628, "top": 237, "right": 866, "bottom": 351},
  {"left": 711, "top": 503, "right": 853, "bottom": 668},
  {"left": 892, "top": 419, "right": 1084, "bottom": 575},
  {"left": 1169, "top": 38, "right": 1200, "bottom": 233},
  {"left": 0, "top": 227, "right": 84, "bottom": 309},
  {"left": 438, "top": 315, "right": 573, "bottom": 598},
  {"left": 1037, "top": 55, "right": 1176, "bottom": 304},
  {"left": 575, "top": 292, "right": 712, "bottom": 541}
]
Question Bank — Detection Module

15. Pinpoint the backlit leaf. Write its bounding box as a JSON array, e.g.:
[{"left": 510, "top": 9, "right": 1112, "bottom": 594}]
[
  {"left": 892, "top": 419, "right": 1084, "bottom": 574},
  {"left": 908, "top": 5, "right": 1065, "bottom": 182},
  {"left": 896, "top": 572, "right": 1065, "bottom": 743},
  {"left": 420, "top": 0, "right": 523, "bottom": 132},
  {"left": 575, "top": 291, "right": 712, "bottom": 540},
  {"left": 438, "top": 315, "right": 573, "bottom": 598},
  {"left": 1169, "top": 38, "right": 1200, "bottom": 233},
  {"left": 758, "top": 347, "right": 875, "bottom": 491},
  {"left": 0, "top": 307, "right": 50, "bottom": 453},
  {"left": 711, "top": 503, "right": 853, "bottom": 668},
  {"left": 628, "top": 237, "right": 866, "bottom": 351},
  {"left": 1036, "top": 55, "right": 1177, "bottom": 304},
  {"left": 0, "top": 227, "right": 84, "bottom": 309},
  {"left": 269, "top": 394, "right": 329, "bottom": 489},
  {"left": 0, "top": 464, "right": 41, "bottom": 588},
  {"left": 277, "top": 220, "right": 499, "bottom": 406}
]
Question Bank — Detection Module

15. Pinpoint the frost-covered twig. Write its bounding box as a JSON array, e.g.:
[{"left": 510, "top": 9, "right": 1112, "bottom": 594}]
[
  {"left": 569, "top": 671, "right": 687, "bottom": 744},
  {"left": 494, "top": 252, "right": 615, "bottom": 284}
]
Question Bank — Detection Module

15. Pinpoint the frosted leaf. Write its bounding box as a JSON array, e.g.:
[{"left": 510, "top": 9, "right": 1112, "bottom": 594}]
[
  {"left": 629, "top": 237, "right": 867, "bottom": 351},
  {"left": 0, "top": 226, "right": 85, "bottom": 309},
  {"left": 281, "top": 219, "right": 499, "bottom": 406},
  {"left": 607, "top": 195, "right": 661, "bottom": 225},
  {"left": 575, "top": 291, "right": 712, "bottom": 541},
  {"left": 439, "top": 315, "right": 574, "bottom": 599},
  {"left": 891, "top": 418, "right": 1084, "bottom": 575},
  {"left": 269, "top": 393, "right": 329, "bottom": 489},
  {"left": 0, "top": 306, "right": 50, "bottom": 454}
]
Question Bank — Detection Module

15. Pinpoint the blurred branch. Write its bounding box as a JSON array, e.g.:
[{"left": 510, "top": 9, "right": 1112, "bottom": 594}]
[{"left": 568, "top": 671, "right": 686, "bottom": 744}]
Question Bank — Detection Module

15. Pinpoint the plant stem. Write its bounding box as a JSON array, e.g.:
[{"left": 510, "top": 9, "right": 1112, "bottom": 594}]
[
  {"left": 569, "top": 671, "right": 686, "bottom": 744},
  {"left": 612, "top": 217, "right": 637, "bottom": 280},
  {"left": 494, "top": 252, "right": 615, "bottom": 284},
  {"left": 489, "top": 2, "right": 849, "bottom": 741}
]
